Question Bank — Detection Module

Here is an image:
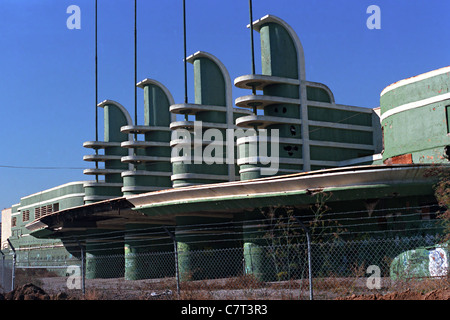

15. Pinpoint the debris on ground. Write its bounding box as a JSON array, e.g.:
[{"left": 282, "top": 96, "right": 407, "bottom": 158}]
[
  {"left": 0, "top": 283, "right": 72, "bottom": 300},
  {"left": 336, "top": 288, "right": 450, "bottom": 300}
]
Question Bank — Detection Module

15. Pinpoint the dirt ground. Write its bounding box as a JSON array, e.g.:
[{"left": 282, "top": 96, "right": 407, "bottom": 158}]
[
  {"left": 336, "top": 287, "right": 450, "bottom": 300},
  {"left": 0, "top": 283, "right": 72, "bottom": 300},
  {"left": 2, "top": 282, "right": 450, "bottom": 300}
]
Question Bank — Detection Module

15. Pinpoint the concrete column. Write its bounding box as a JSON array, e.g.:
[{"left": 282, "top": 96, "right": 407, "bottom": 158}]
[
  {"left": 85, "top": 229, "right": 124, "bottom": 279},
  {"left": 242, "top": 210, "right": 277, "bottom": 282},
  {"left": 124, "top": 223, "right": 174, "bottom": 280},
  {"left": 175, "top": 216, "right": 241, "bottom": 281}
]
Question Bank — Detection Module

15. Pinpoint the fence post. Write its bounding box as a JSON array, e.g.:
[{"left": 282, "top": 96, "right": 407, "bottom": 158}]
[
  {"left": 76, "top": 239, "right": 86, "bottom": 295},
  {"left": 7, "top": 239, "right": 16, "bottom": 292},
  {"left": 293, "top": 217, "right": 313, "bottom": 301},
  {"left": 0, "top": 250, "right": 4, "bottom": 292},
  {"left": 163, "top": 227, "right": 180, "bottom": 297}
]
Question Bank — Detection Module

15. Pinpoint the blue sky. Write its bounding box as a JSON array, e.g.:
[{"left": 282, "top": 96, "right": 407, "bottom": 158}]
[{"left": 0, "top": 0, "right": 449, "bottom": 211}]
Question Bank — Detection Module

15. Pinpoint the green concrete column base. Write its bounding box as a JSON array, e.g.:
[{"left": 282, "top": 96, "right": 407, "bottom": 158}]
[
  {"left": 85, "top": 231, "right": 124, "bottom": 279},
  {"left": 239, "top": 165, "right": 262, "bottom": 181},
  {"left": 243, "top": 242, "right": 277, "bottom": 282},
  {"left": 86, "top": 252, "right": 124, "bottom": 279},
  {"left": 177, "top": 241, "right": 242, "bottom": 281},
  {"left": 175, "top": 216, "right": 242, "bottom": 281},
  {"left": 83, "top": 182, "right": 123, "bottom": 204},
  {"left": 124, "top": 224, "right": 174, "bottom": 280},
  {"left": 242, "top": 209, "right": 277, "bottom": 282},
  {"left": 124, "top": 249, "right": 174, "bottom": 281},
  {"left": 177, "top": 241, "right": 194, "bottom": 282}
]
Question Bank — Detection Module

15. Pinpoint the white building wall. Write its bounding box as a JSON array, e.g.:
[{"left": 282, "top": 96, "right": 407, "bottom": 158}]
[{"left": 1, "top": 207, "right": 12, "bottom": 250}]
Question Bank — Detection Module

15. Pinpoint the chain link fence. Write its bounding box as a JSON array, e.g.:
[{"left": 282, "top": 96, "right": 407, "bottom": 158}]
[{"left": 1, "top": 234, "right": 448, "bottom": 300}]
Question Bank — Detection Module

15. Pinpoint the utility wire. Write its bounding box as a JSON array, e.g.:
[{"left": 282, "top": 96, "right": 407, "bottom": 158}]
[
  {"left": 183, "top": 0, "right": 188, "bottom": 104},
  {"left": 51, "top": 204, "right": 444, "bottom": 246},
  {"left": 0, "top": 164, "right": 85, "bottom": 170},
  {"left": 95, "top": 0, "right": 98, "bottom": 143},
  {"left": 134, "top": 0, "right": 138, "bottom": 126},
  {"left": 94, "top": 0, "right": 99, "bottom": 182},
  {"left": 57, "top": 225, "right": 444, "bottom": 254}
]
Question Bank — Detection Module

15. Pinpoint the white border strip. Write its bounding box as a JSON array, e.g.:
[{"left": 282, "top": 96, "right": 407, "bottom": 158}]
[
  {"left": 20, "top": 181, "right": 87, "bottom": 201},
  {"left": 381, "top": 66, "right": 450, "bottom": 97},
  {"left": 309, "top": 140, "right": 375, "bottom": 151},
  {"left": 381, "top": 92, "right": 450, "bottom": 121},
  {"left": 18, "top": 193, "right": 85, "bottom": 211},
  {"left": 339, "top": 153, "right": 383, "bottom": 166}
]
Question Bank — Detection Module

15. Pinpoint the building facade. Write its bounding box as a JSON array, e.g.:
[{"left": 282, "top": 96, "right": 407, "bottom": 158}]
[
  {"left": 381, "top": 66, "right": 450, "bottom": 165},
  {"left": 1, "top": 14, "right": 448, "bottom": 282}
]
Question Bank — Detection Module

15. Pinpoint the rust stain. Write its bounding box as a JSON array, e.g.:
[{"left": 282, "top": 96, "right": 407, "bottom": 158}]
[{"left": 383, "top": 153, "right": 413, "bottom": 165}]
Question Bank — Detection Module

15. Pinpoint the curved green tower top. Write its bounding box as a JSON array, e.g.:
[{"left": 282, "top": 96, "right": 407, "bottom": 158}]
[
  {"left": 170, "top": 51, "right": 250, "bottom": 188},
  {"left": 235, "top": 15, "right": 379, "bottom": 180},
  {"left": 120, "top": 79, "right": 175, "bottom": 195},
  {"left": 380, "top": 66, "right": 450, "bottom": 165},
  {"left": 83, "top": 100, "right": 133, "bottom": 203},
  {"left": 235, "top": 15, "right": 307, "bottom": 180}
]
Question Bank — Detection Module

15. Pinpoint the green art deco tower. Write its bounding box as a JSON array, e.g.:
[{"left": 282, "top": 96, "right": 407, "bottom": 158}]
[
  {"left": 120, "top": 79, "right": 175, "bottom": 281},
  {"left": 234, "top": 15, "right": 380, "bottom": 182},
  {"left": 83, "top": 100, "right": 133, "bottom": 203},
  {"left": 82, "top": 79, "right": 176, "bottom": 280},
  {"left": 120, "top": 79, "right": 174, "bottom": 195},
  {"left": 170, "top": 51, "right": 250, "bottom": 188},
  {"left": 82, "top": 100, "right": 131, "bottom": 279},
  {"left": 83, "top": 80, "right": 174, "bottom": 201},
  {"left": 235, "top": 14, "right": 381, "bottom": 281},
  {"left": 169, "top": 51, "right": 249, "bottom": 281}
]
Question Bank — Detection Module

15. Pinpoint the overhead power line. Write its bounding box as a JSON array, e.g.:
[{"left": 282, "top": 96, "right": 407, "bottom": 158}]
[{"left": 0, "top": 164, "right": 85, "bottom": 170}]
